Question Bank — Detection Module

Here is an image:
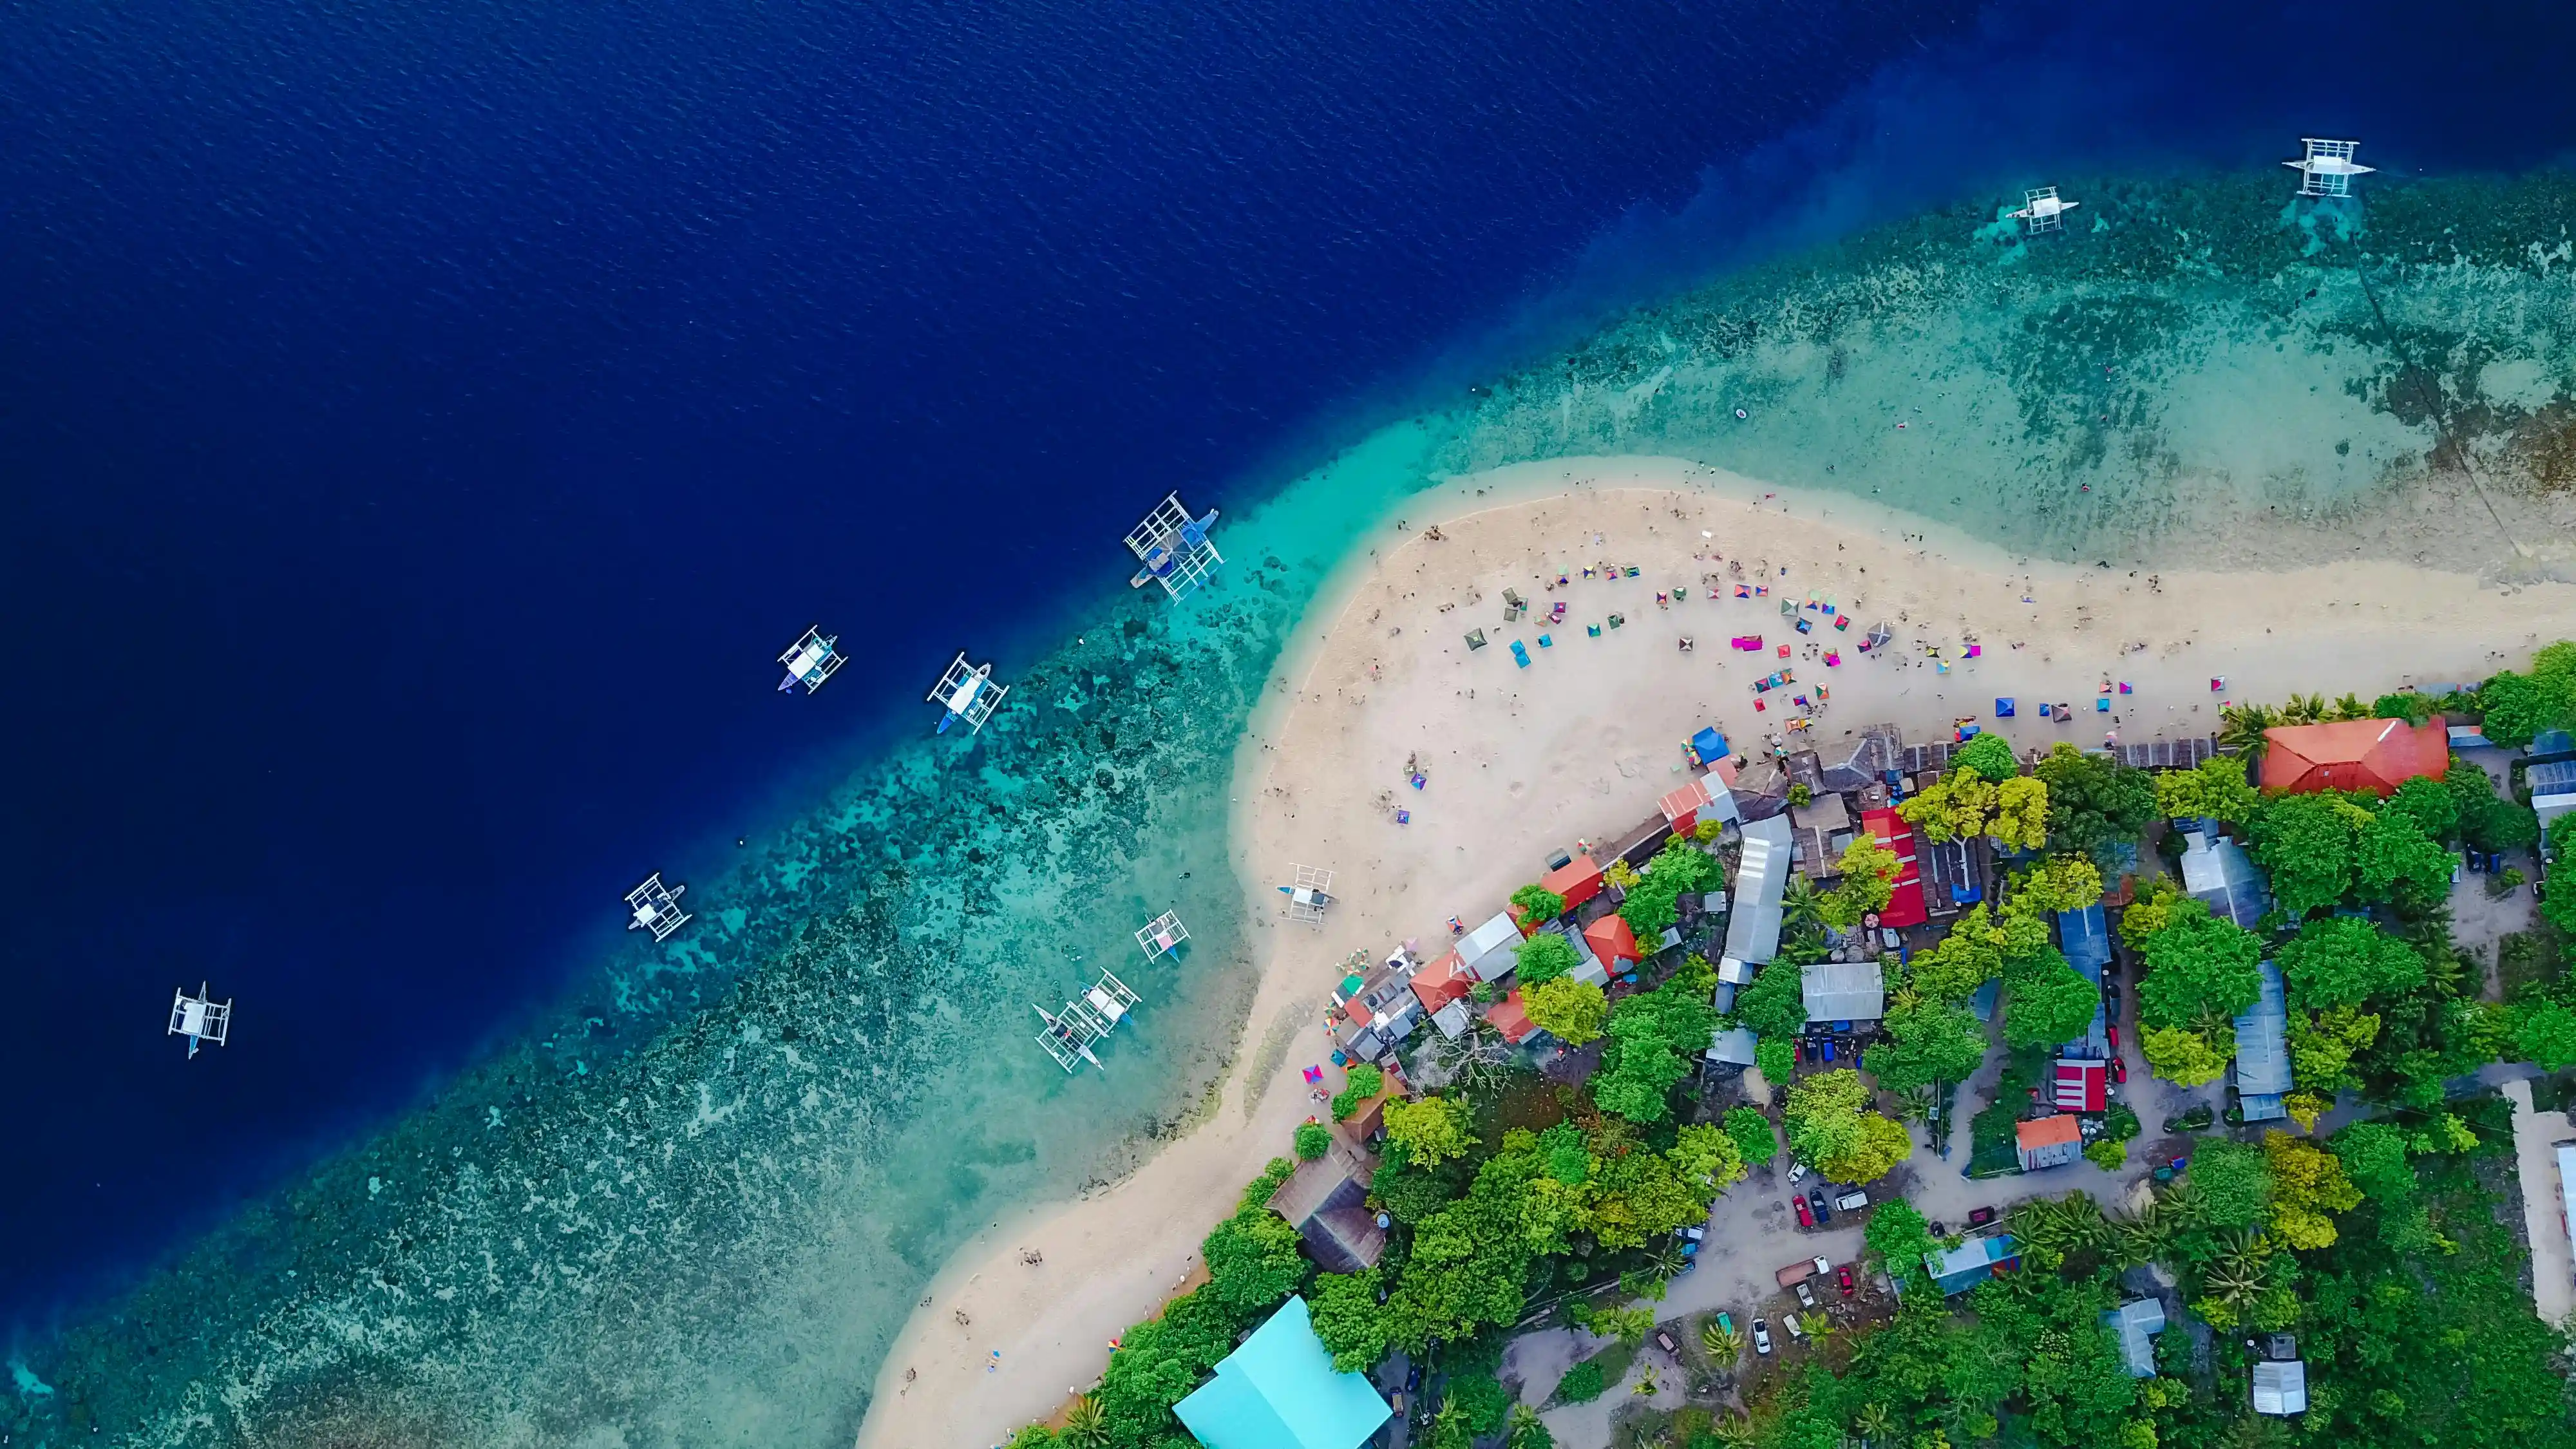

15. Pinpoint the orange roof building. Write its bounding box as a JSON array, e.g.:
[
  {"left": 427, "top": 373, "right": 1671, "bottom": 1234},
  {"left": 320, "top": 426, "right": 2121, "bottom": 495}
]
[
  {"left": 1541, "top": 853, "right": 1605, "bottom": 909},
  {"left": 1408, "top": 951, "right": 1473, "bottom": 1015},
  {"left": 2016, "top": 1114, "right": 2083, "bottom": 1171},
  {"left": 1584, "top": 914, "right": 1643, "bottom": 971},
  {"left": 1486, "top": 988, "right": 1537, "bottom": 1044},
  {"left": 2258, "top": 717, "right": 2447, "bottom": 796}
]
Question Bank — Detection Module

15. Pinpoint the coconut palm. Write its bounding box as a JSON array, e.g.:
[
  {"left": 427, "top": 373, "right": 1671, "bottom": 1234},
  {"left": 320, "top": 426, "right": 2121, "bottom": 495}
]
[
  {"left": 1783, "top": 874, "right": 1827, "bottom": 933},
  {"left": 1632, "top": 1366, "right": 1662, "bottom": 1397},
  {"left": 1642, "top": 1243, "right": 1690, "bottom": 1283},
  {"left": 1853, "top": 1401, "right": 1899, "bottom": 1445},
  {"left": 1700, "top": 1318, "right": 1745, "bottom": 1362},
  {"left": 2280, "top": 692, "right": 2327, "bottom": 726},
  {"left": 1708, "top": 1416, "right": 1759, "bottom": 1449},
  {"left": 2218, "top": 703, "right": 2278, "bottom": 759},
  {"left": 2201, "top": 1229, "right": 2275, "bottom": 1318},
  {"left": 1506, "top": 1405, "right": 1555, "bottom": 1449},
  {"left": 1060, "top": 1396, "right": 1110, "bottom": 1449},
  {"left": 2330, "top": 692, "right": 2370, "bottom": 721}
]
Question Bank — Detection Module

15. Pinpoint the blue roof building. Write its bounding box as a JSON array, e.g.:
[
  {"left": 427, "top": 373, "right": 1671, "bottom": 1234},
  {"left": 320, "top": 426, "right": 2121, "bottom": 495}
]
[
  {"left": 1924, "top": 1233, "right": 2018, "bottom": 1296},
  {"left": 2056, "top": 902, "right": 2112, "bottom": 1059},
  {"left": 2233, "top": 961, "right": 2291, "bottom": 1122},
  {"left": 1173, "top": 1296, "right": 1393, "bottom": 1449}
]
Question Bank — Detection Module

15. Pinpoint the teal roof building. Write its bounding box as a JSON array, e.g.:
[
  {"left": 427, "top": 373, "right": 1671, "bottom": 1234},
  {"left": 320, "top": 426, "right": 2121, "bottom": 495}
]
[{"left": 1173, "top": 1296, "right": 1392, "bottom": 1449}]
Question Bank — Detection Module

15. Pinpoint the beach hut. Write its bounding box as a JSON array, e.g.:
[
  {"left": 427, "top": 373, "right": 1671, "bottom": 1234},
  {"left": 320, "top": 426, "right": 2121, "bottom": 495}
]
[
  {"left": 2251, "top": 1359, "right": 2309, "bottom": 1416},
  {"left": 2016, "top": 1115, "right": 2083, "bottom": 1171},
  {"left": 2103, "top": 1300, "right": 2166, "bottom": 1378},
  {"left": 1660, "top": 774, "right": 1741, "bottom": 833},
  {"left": 2257, "top": 717, "right": 2446, "bottom": 796},
  {"left": 1584, "top": 914, "right": 1643, "bottom": 974},
  {"left": 2233, "top": 961, "right": 2293, "bottom": 1122},
  {"left": 1267, "top": 1140, "right": 1387, "bottom": 1273},
  {"left": 1455, "top": 912, "right": 1524, "bottom": 982},
  {"left": 1541, "top": 853, "right": 1606, "bottom": 909},
  {"left": 1173, "top": 1297, "right": 1392, "bottom": 1449},
  {"left": 1859, "top": 808, "right": 1928, "bottom": 928}
]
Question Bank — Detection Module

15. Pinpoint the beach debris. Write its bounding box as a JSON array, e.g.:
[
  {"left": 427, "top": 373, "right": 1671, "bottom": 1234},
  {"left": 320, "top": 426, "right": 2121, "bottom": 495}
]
[
  {"left": 929, "top": 652, "right": 1009, "bottom": 734},
  {"left": 2286, "top": 137, "right": 2373, "bottom": 197},
  {"left": 775, "top": 625, "right": 845, "bottom": 694},
  {"left": 1124, "top": 491, "right": 1224, "bottom": 600},
  {"left": 2010, "top": 185, "right": 2080, "bottom": 234},
  {"left": 168, "top": 981, "right": 232, "bottom": 1059},
  {"left": 624, "top": 872, "right": 692, "bottom": 942}
]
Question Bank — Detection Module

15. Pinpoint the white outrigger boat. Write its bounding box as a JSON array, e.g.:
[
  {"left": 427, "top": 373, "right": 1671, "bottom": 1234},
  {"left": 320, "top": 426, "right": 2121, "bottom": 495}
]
[
  {"left": 1124, "top": 492, "right": 1224, "bottom": 601},
  {"left": 777, "top": 626, "right": 846, "bottom": 694},
  {"left": 625, "top": 872, "right": 692, "bottom": 942},
  {"left": 1035, "top": 970, "right": 1142, "bottom": 1072},
  {"left": 929, "top": 652, "right": 1008, "bottom": 734},
  {"left": 169, "top": 982, "right": 232, "bottom": 1059}
]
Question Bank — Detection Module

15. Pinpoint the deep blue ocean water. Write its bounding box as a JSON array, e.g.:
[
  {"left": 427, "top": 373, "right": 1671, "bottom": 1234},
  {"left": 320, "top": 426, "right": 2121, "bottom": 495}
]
[{"left": 5, "top": 0, "right": 2576, "bottom": 1349}]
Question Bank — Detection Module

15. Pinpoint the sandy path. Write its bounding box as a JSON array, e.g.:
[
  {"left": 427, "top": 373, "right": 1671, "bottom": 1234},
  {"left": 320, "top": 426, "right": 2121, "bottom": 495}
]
[{"left": 855, "top": 458, "right": 2576, "bottom": 1449}]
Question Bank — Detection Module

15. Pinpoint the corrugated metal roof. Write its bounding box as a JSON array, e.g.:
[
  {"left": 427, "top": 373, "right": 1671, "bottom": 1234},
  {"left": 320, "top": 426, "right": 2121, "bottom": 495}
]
[
  {"left": 2181, "top": 830, "right": 2270, "bottom": 928},
  {"left": 2251, "top": 1359, "right": 2307, "bottom": 1416},
  {"left": 1705, "top": 1025, "right": 1759, "bottom": 1065},
  {"left": 2102, "top": 1299, "right": 2165, "bottom": 1377},
  {"left": 2058, "top": 903, "right": 2112, "bottom": 1057},
  {"left": 1723, "top": 815, "right": 1792, "bottom": 965},
  {"left": 2233, "top": 960, "right": 2292, "bottom": 1098},
  {"left": 1803, "top": 960, "right": 1885, "bottom": 1022}
]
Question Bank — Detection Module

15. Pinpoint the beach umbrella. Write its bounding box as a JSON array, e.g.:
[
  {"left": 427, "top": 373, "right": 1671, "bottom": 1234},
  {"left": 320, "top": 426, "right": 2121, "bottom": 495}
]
[{"left": 1866, "top": 622, "right": 1892, "bottom": 650}]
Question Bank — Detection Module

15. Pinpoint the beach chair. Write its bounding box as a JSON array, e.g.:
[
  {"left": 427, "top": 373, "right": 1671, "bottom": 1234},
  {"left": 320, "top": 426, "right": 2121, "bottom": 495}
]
[
  {"left": 1795, "top": 618, "right": 1812, "bottom": 634},
  {"left": 2096, "top": 697, "right": 2109, "bottom": 712},
  {"left": 1777, "top": 644, "right": 1791, "bottom": 658},
  {"left": 1588, "top": 623, "right": 1602, "bottom": 638},
  {"left": 2118, "top": 681, "right": 2132, "bottom": 694},
  {"left": 1835, "top": 616, "right": 1850, "bottom": 631},
  {"left": 1608, "top": 614, "right": 1625, "bottom": 629},
  {"left": 1824, "top": 651, "right": 1842, "bottom": 667},
  {"left": 2038, "top": 703, "right": 2054, "bottom": 718}
]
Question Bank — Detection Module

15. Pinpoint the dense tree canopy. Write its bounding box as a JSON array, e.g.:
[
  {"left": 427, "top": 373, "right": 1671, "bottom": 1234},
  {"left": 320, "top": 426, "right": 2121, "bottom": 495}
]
[
  {"left": 1522, "top": 975, "right": 1606, "bottom": 1046},
  {"left": 1864, "top": 992, "right": 1989, "bottom": 1094},
  {"left": 2007, "top": 854, "right": 2105, "bottom": 918},
  {"left": 2473, "top": 640, "right": 2576, "bottom": 747},
  {"left": 2248, "top": 790, "right": 2374, "bottom": 916},
  {"left": 1730, "top": 956, "right": 1810, "bottom": 1039},
  {"left": 1822, "top": 834, "right": 1902, "bottom": 930},
  {"left": 2139, "top": 1022, "right": 2231, "bottom": 1086},
  {"left": 1509, "top": 882, "right": 1566, "bottom": 925},
  {"left": 2003, "top": 946, "right": 2103, "bottom": 1048},
  {"left": 1383, "top": 1095, "right": 1475, "bottom": 1167},
  {"left": 1953, "top": 732, "right": 2022, "bottom": 783},
  {"left": 1513, "top": 931, "right": 1580, "bottom": 987},
  {"left": 1723, "top": 1105, "right": 1778, "bottom": 1167},
  {"left": 1899, "top": 768, "right": 2049, "bottom": 851},
  {"left": 1785, "top": 1067, "right": 1911, "bottom": 1182},
  {"left": 1592, "top": 954, "right": 1716, "bottom": 1122},
  {"left": 2032, "top": 743, "right": 2158, "bottom": 867},
  {"left": 1911, "top": 902, "right": 2048, "bottom": 1001},
  {"left": 2136, "top": 898, "right": 2264, "bottom": 1028},
  {"left": 2154, "top": 753, "right": 2260, "bottom": 824},
  {"left": 1616, "top": 838, "right": 1723, "bottom": 940},
  {"left": 2275, "top": 915, "right": 2425, "bottom": 1010}
]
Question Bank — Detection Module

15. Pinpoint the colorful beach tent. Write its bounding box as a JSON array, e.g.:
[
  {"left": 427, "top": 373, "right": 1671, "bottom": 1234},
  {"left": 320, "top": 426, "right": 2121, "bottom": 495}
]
[
  {"left": 1691, "top": 725, "right": 1730, "bottom": 763},
  {"left": 2257, "top": 717, "right": 2448, "bottom": 796},
  {"left": 1173, "top": 1296, "right": 1392, "bottom": 1449}
]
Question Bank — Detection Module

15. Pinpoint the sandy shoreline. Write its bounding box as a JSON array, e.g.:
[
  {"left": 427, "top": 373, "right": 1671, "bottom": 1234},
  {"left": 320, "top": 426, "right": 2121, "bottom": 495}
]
[{"left": 854, "top": 457, "right": 2576, "bottom": 1449}]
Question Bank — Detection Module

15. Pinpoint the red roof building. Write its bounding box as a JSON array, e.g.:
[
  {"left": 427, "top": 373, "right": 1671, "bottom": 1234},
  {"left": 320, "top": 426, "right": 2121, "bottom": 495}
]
[
  {"left": 1542, "top": 853, "right": 1605, "bottom": 909},
  {"left": 1486, "top": 989, "right": 1537, "bottom": 1044},
  {"left": 1408, "top": 951, "right": 1473, "bottom": 1015},
  {"left": 2053, "top": 1059, "right": 2108, "bottom": 1113},
  {"left": 1859, "top": 808, "right": 1928, "bottom": 929},
  {"left": 1584, "top": 914, "right": 1643, "bottom": 971},
  {"left": 2258, "top": 717, "right": 2447, "bottom": 796},
  {"left": 2016, "top": 1113, "right": 2083, "bottom": 1171},
  {"left": 1659, "top": 777, "right": 1714, "bottom": 832}
]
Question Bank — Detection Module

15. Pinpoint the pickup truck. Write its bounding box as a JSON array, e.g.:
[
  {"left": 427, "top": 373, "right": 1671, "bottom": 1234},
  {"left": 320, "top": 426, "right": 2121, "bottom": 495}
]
[{"left": 1774, "top": 1255, "right": 1832, "bottom": 1289}]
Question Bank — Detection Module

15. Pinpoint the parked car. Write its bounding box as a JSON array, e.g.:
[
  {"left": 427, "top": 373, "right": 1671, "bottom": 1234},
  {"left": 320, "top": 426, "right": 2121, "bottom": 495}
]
[
  {"left": 2107, "top": 1022, "right": 2121, "bottom": 1052},
  {"left": 1655, "top": 1329, "right": 1681, "bottom": 1356},
  {"left": 1787, "top": 1159, "right": 1808, "bottom": 1184},
  {"left": 1793, "top": 1195, "right": 1814, "bottom": 1228},
  {"left": 2111, "top": 1055, "right": 2128, "bottom": 1084},
  {"left": 1837, "top": 1264, "right": 1856, "bottom": 1296},
  {"left": 1834, "top": 1188, "right": 1870, "bottom": 1213},
  {"left": 1967, "top": 1206, "right": 1997, "bottom": 1227},
  {"left": 1810, "top": 1189, "right": 1832, "bottom": 1224},
  {"left": 1782, "top": 1313, "right": 1807, "bottom": 1341},
  {"left": 1752, "top": 1319, "right": 1774, "bottom": 1355},
  {"left": 1794, "top": 1280, "right": 1815, "bottom": 1307}
]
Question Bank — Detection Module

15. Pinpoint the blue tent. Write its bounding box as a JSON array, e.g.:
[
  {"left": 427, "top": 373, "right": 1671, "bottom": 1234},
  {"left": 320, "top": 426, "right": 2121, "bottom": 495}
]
[
  {"left": 1174, "top": 1297, "right": 1392, "bottom": 1449},
  {"left": 1692, "top": 726, "right": 1729, "bottom": 762}
]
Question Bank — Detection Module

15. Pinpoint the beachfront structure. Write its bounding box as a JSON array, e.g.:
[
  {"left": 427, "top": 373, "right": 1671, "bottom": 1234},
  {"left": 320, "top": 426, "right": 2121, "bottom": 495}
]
[
  {"left": 1267, "top": 1138, "right": 1387, "bottom": 1273},
  {"left": 2179, "top": 828, "right": 2269, "bottom": 929},
  {"left": 1860, "top": 808, "right": 1928, "bottom": 928},
  {"left": 1334, "top": 952, "right": 1425, "bottom": 1057},
  {"left": 928, "top": 652, "right": 1009, "bottom": 734},
  {"left": 2252, "top": 1358, "right": 2310, "bottom": 1416},
  {"left": 1585, "top": 913, "right": 1643, "bottom": 974},
  {"left": 2103, "top": 1299, "right": 2167, "bottom": 1378},
  {"left": 2011, "top": 185, "right": 2079, "bottom": 234},
  {"left": 1281, "top": 865, "right": 1335, "bottom": 927},
  {"left": 168, "top": 983, "right": 232, "bottom": 1059},
  {"left": 2285, "top": 138, "right": 2372, "bottom": 198},
  {"left": 1541, "top": 852, "right": 1605, "bottom": 909},
  {"left": 774, "top": 626, "right": 845, "bottom": 694},
  {"left": 2529, "top": 758, "right": 2576, "bottom": 835},
  {"left": 1172, "top": 1296, "right": 1392, "bottom": 1449},
  {"left": 2233, "top": 961, "right": 2293, "bottom": 1122},
  {"left": 1723, "top": 815, "right": 1793, "bottom": 971},
  {"left": 1455, "top": 911, "right": 1524, "bottom": 982},
  {"left": 1924, "top": 1234, "right": 2018, "bottom": 1296},
  {"left": 625, "top": 872, "right": 691, "bottom": 942},
  {"left": 1034, "top": 969, "right": 1141, "bottom": 1072},
  {"left": 1136, "top": 909, "right": 1190, "bottom": 960},
  {"left": 2016, "top": 1114, "right": 2084, "bottom": 1171},
  {"left": 1125, "top": 491, "right": 1225, "bottom": 602},
  {"left": 1803, "top": 960, "right": 1885, "bottom": 1024},
  {"left": 2259, "top": 717, "right": 2445, "bottom": 795},
  {"left": 1409, "top": 949, "right": 1475, "bottom": 1018},
  {"left": 2058, "top": 902, "right": 2112, "bottom": 1059},
  {"left": 1659, "top": 774, "right": 1740, "bottom": 834}
]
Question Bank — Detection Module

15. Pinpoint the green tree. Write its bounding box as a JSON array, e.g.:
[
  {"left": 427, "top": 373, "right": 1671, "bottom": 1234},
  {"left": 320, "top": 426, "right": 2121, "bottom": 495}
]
[
  {"left": 2248, "top": 791, "right": 2374, "bottom": 916},
  {"left": 2137, "top": 898, "right": 2264, "bottom": 1027},
  {"left": 1864, "top": 994, "right": 1989, "bottom": 1094},
  {"left": 2383, "top": 774, "right": 2458, "bottom": 841},
  {"left": 1730, "top": 958, "right": 1810, "bottom": 1039},
  {"left": 1823, "top": 834, "right": 1902, "bottom": 930},
  {"left": 2329, "top": 1121, "right": 2414, "bottom": 1201},
  {"left": 2264, "top": 1129, "right": 2362, "bottom": 1249},
  {"left": 1294, "top": 1121, "right": 1332, "bottom": 1160},
  {"left": 1383, "top": 1095, "right": 1475, "bottom": 1166},
  {"left": 1785, "top": 1067, "right": 1912, "bottom": 1181},
  {"left": 1591, "top": 1303, "right": 1656, "bottom": 1347},
  {"left": 1308, "top": 1269, "right": 1392, "bottom": 1370},
  {"left": 2139, "top": 1023, "right": 2231, "bottom": 1086},
  {"left": 2275, "top": 915, "right": 2426, "bottom": 1010},
  {"left": 1754, "top": 1036, "right": 1794, "bottom": 1082},
  {"left": 1059, "top": 1395, "right": 1108, "bottom": 1449},
  {"left": 2184, "top": 1138, "right": 2273, "bottom": 1229},
  {"left": 2512, "top": 999, "right": 2576, "bottom": 1070},
  {"left": 1723, "top": 1106, "right": 1779, "bottom": 1168},
  {"left": 2465, "top": 797, "right": 2541, "bottom": 853},
  {"left": 2034, "top": 742, "right": 2159, "bottom": 867},
  {"left": 1441, "top": 1374, "right": 1514, "bottom": 1436},
  {"left": 2287, "top": 1005, "right": 2380, "bottom": 1090},
  {"left": 1524, "top": 975, "right": 1608, "bottom": 1046},
  {"left": 2004, "top": 948, "right": 2104, "bottom": 1048},
  {"left": 1514, "top": 931, "right": 1581, "bottom": 987},
  {"left": 2476, "top": 656, "right": 2576, "bottom": 748},
  {"left": 2372, "top": 690, "right": 2438, "bottom": 725},
  {"left": 1553, "top": 1361, "right": 1607, "bottom": 1404},
  {"left": 1511, "top": 882, "right": 1567, "bottom": 924},
  {"left": 1910, "top": 902, "right": 2048, "bottom": 1001},
  {"left": 1955, "top": 732, "right": 2021, "bottom": 782},
  {"left": 2008, "top": 854, "right": 2105, "bottom": 918},
  {"left": 1620, "top": 838, "right": 1725, "bottom": 940},
  {"left": 2355, "top": 806, "right": 2454, "bottom": 909},
  {"left": 1900, "top": 768, "right": 2050, "bottom": 850},
  {"left": 2155, "top": 753, "right": 2260, "bottom": 824},
  {"left": 1330, "top": 1063, "right": 1384, "bottom": 1121},
  {"left": 1506, "top": 1405, "right": 1554, "bottom": 1449},
  {"left": 1201, "top": 1198, "right": 1307, "bottom": 1311},
  {"left": 1864, "top": 1198, "right": 1938, "bottom": 1286},
  {"left": 1595, "top": 957, "right": 1719, "bottom": 1123}
]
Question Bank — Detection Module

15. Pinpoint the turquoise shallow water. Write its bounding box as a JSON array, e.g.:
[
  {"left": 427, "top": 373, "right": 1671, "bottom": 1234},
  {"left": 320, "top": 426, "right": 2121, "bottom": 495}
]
[{"left": 16, "top": 170, "right": 2576, "bottom": 1446}]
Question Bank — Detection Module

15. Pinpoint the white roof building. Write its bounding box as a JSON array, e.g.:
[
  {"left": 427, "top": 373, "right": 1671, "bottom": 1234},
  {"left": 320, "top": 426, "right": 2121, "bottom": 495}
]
[
  {"left": 1456, "top": 912, "right": 1524, "bottom": 982},
  {"left": 1705, "top": 1025, "right": 1759, "bottom": 1066},
  {"left": 2251, "top": 1359, "right": 2308, "bottom": 1416},
  {"left": 1802, "top": 960, "right": 1885, "bottom": 1023},
  {"left": 2101, "top": 1299, "right": 2165, "bottom": 1378},
  {"left": 1723, "top": 815, "right": 1792, "bottom": 967}
]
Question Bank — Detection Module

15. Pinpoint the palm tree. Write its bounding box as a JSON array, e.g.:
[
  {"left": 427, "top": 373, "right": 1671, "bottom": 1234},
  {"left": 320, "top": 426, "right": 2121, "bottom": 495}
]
[
  {"left": 2201, "top": 1229, "right": 2274, "bottom": 1318},
  {"left": 2281, "top": 692, "right": 2327, "bottom": 726},
  {"left": 2218, "top": 702, "right": 2278, "bottom": 759},
  {"left": 2330, "top": 692, "right": 2369, "bottom": 721},
  {"left": 1643, "top": 1243, "right": 1690, "bottom": 1283},
  {"left": 1507, "top": 1405, "right": 1555, "bottom": 1449},
  {"left": 1060, "top": 1396, "right": 1110, "bottom": 1449},
  {"left": 1700, "top": 1318, "right": 1745, "bottom": 1362},
  {"left": 1853, "top": 1401, "right": 1899, "bottom": 1446},
  {"left": 1631, "top": 1366, "right": 1662, "bottom": 1397},
  {"left": 1709, "top": 1416, "right": 1759, "bottom": 1449},
  {"left": 1784, "top": 875, "right": 1827, "bottom": 933}
]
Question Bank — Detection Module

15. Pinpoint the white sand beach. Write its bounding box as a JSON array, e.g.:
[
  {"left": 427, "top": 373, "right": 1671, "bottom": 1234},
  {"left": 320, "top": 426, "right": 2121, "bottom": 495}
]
[{"left": 855, "top": 457, "right": 2576, "bottom": 1449}]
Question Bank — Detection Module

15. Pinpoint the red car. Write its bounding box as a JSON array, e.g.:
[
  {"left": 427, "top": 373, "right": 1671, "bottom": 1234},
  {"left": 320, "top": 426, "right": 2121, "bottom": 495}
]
[
  {"left": 2111, "top": 1055, "right": 2128, "bottom": 1084},
  {"left": 2107, "top": 1023, "right": 2122, "bottom": 1052},
  {"left": 1793, "top": 1195, "right": 1814, "bottom": 1228},
  {"left": 1837, "top": 1265, "right": 1856, "bottom": 1297}
]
